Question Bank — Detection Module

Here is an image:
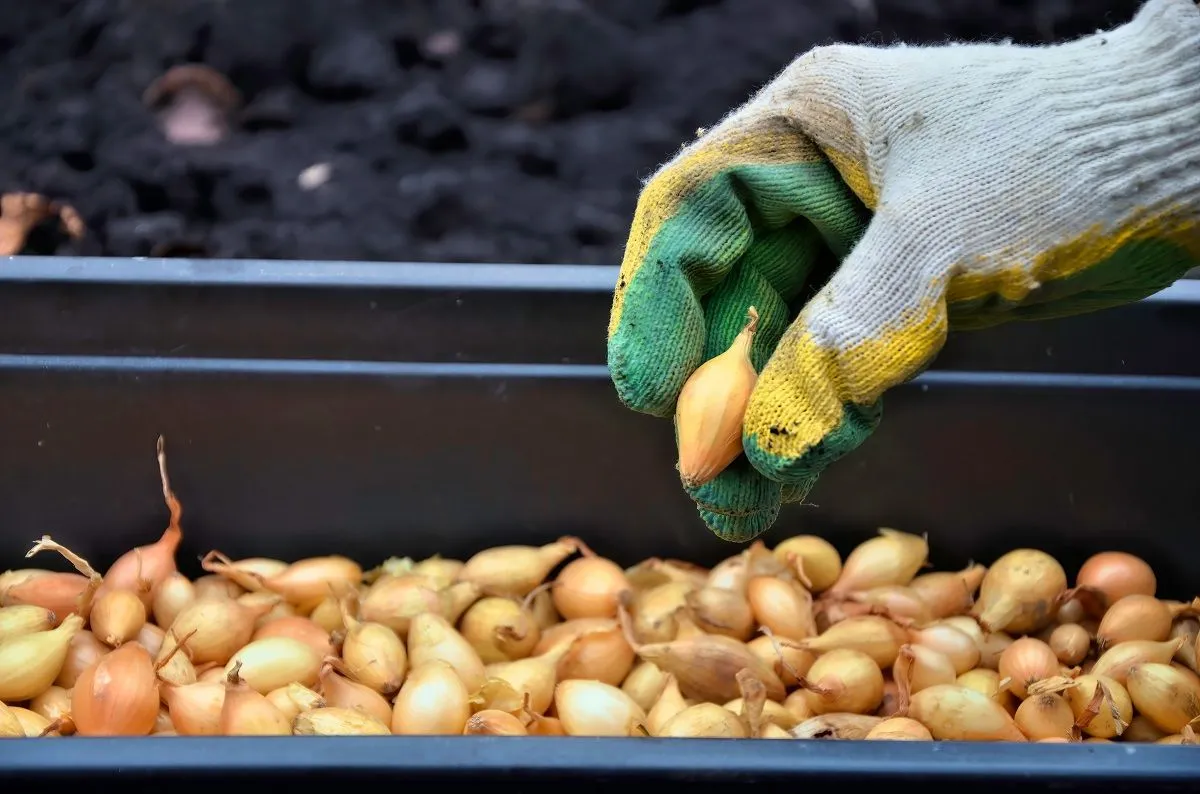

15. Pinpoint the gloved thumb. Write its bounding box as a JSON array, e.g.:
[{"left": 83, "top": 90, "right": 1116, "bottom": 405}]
[{"left": 741, "top": 208, "right": 953, "bottom": 488}]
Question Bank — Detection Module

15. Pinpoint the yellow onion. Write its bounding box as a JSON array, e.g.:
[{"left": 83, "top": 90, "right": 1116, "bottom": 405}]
[
  {"left": 89, "top": 589, "right": 147, "bottom": 647},
  {"left": 659, "top": 703, "right": 747, "bottom": 738},
  {"left": 674, "top": 306, "right": 760, "bottom": 488},
  {"left": 464, "top": 709, "right": 527, "bottom": 736},
  {"left": 154, "top": 630, "right": 198, "bottom": 686},
  {"left": 647, "top": 674, "right": 690, "bottom": 735},
  {"left": 843, "top": 586, "right": 933, "bottom": 625},
  {"left": 1049, "top": 623, "right": 1091, "bottom": 666},
  {"left": 793, "top": 615, "right": 906, "bottom": 669},
  {"left": 907, "top": 684, "right": 1026, "bottom": 741},
  {"left": 265, "top": 683, "right": 325, "bottom": 722},
  {"left": 459, "top": 538, "right": 580, "bottom": 598},
  {"left": 998, "top": 637, "right": 1060, "bottom": 699},
  {"left": 556, "top": 623, "right": 635, "bottom": 686},
  {"left": 555, "top": 679, "right": 646, "bottom": 736},
  {"left": 259, "top": 556, "right": 363, "bottom": 612},
  {"left": 631, "top": 582, "right": 691, "bottom": 644},
  {"left": 392, "top": 660, "right": 471, "bottom": 735},
  {"left": 552, "top": 548, "right": 630, "bottom": 620},
  {"left": 459, "top": 596, "right": 540, "bottom": 663},
  {"left": 1075, "top": 551, "right": 1156, "bottom": 611},
  {"left": 223, "top": 636, "right": 321, "bottom": 694},
  {"left": 166, "top": 597, "right": 273, "bottom": 665},
  {"left": 893, "top": 644, "right": 956, "bottom": 708},
  {"left": 163, "top": 681, "right": 225, "bottom": 735},
  {"left": 200, "top": 553, "right": 288, "bottom": 593},
  {"left": 827, "top": 529, "right": 928, "bottom": 595},
  {"left": 0, "top": 604, "right": 56, "bottom": 642},
  {"left": 1126, "top": 662, "right": 1200, "bottom": 734},
  {"left": 1064, "top": 675, "right": 1132, "bottom": 739},
  {"left": 0, "top": 613, "right": 84, "bottom": 701},
  {"left": 748, "top": 576, "right": 816, "bottom": 641},
  {"left": 908, "top": 623, "right": 981, "bottom": 675},
  {"left": 1, "top": 571, "right": 90, "bottom": 623},
  {"left": 622, "top": 661, "right": 668, "bottom": 712},
  {"left": 772, "top": 535, "right": 842, "bottom": 592},
  {"left": 136, "top": 623, "right": 165, "bottom": 658},
  {"left": 411, "top": 556, "right": 463, "bottom": 589},
  {"left": 318, "top": 661, "right": 393, "bottom": 726},
  {"left": 724, "top": 697, "right": 798, "bottom": 731},
  {"left": 802, "top": 648, "right": 883, "bottom": 716},
  {"left": 1096, "top": 595, "right": 1172, "bottom": 648},
  {"left": 866, "top": 717, "right": 933, "bottom": 741},
  {"left": 971, "top": 549, "right": 1066, "bottom": 634},
  {"left": 909, "top": 564, "right": 987, "bottom": 620},
  {"left": 686, "top": 586, "right": 755, "bottom": 640},
  {"left": 309, "top": 596, "right": 344, "bottom": 634},
  {"left": 746, "top": 635, "right": 814, "bottom": 688},
  {"left": 360, "top": 574, "right": 441, "bottom": 635},
  {"left": 30, "top": 685, "right": 73, "bottom": 728},
  {"left": 342, "top": 615, "right": 408, "bottom": 695},
  {"left": 294, "top": 707, "right": 390, "bottom": 735},
  {"left": 252, "top": 616, "right": 333, "bottom": 659},
  {"left": 73, "top": 642, "right": 159, "bottom": 736},
  {"left": 956, "top": 668, "right": 1015, "bottom": 713},
  {"left": 408, "top": 613, "right": 486, "bottom": 692},
  {"left": 152, "top": 572, "right": 195, "bottom": 629},
  {"left": 1125, "top": 714, "right": 1168, "bottom": 742},
  {"left": 1091, "top": 637, "right": 1185, "bottom": 685},
  {"left": 625, "top": 621, "right": 785, "bottom": 703},
  {"left": 194, "top": 575, "right": 243, "bottom": 602},
  {"left": 56, "top": 629, "right": 107, "bottom": 688},
  {"left": 978, "top": 631, "right": 1015, "bottom": 671},
  {"left": 1014, "top": 692, "right": 1075, "bottom": 741},
  {"left": 1169, "top": 618, "right": 1198, "bottom": 673},
  {"left": 219, "top": 663, "right": 291, "bottom": 735}
]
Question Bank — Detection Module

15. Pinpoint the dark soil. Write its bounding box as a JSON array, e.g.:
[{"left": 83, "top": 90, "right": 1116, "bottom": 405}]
[{"left": 0, "top": 0, "right": 1147, "bottom": 265}]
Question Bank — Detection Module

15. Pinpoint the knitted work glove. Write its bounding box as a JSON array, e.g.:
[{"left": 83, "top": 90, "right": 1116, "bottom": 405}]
[{"left": 607, "top": 0, "right": 1200, "bottom": 542}]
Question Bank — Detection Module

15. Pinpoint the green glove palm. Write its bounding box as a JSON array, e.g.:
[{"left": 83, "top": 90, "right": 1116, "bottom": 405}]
[{"left": 607, "top": 0, "right": 1200, "bottom": 542}]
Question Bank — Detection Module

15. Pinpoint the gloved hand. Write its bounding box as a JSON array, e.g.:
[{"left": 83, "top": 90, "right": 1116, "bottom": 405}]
[{"left": 607, "top": 0, "right": 1200, "bottom": 542}]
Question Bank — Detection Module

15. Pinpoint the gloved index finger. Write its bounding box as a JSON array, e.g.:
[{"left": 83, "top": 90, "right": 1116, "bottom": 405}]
[{"left": 607, "top": 121, "right": 868, "bottom": 421}]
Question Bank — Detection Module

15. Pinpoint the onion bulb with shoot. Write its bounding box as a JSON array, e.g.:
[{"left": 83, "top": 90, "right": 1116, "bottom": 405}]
[
  {"left": 1075, "top": 551, "right": 1157, "bottom": 611},
  {"left": 555, "top": 679, "right": 646, "bottom": 736},
  {"left": 256, "top": 556, "right": 363, "bottom": 613},
  {"left": 1126, "top": 662, "right": 1200, "bottom": 733},
  {"left": 907, "top": 684, "right": 1026, "bottom": 742},
  {"left": 971, "top": 549, "right": 1066, "bottom": 634},
  {"left": 458, "top": 537, "right": 580, "bottom": 598},
  {"left": 791, "top": 615, "right": 907, "bottom": 669},
  {"left": 1065, "top": 675, "right": 1132, "bottom": 739},
  {"left": 617, "top": 602, "right": 784, "bottom": 702},
  {"left": 199, "top": 552, "right": 288, "bottom": 593},
  {"left": 1096, "top": 595, "right": 1172, "bottom": 648},
  {"left": 0, "top": 613, "right": 84, "bottom": 701},
  {"left": 673, "top": 306, "right": 759, "bottom": 488},
  {"left": 551, "top": 540, "right": 630, "bottom": 620},
  {"left": 827, "top": 529, "right": 928, "bottom": 596},
  {"left": 73, "top": 641, "right": 159, "bottom": 736},
  {"left": 219, "top": 661, "right": 291, "bottom": 735},
  {"left": 800, "top": 648, "right": 883, "bottom": 715},
  {"left": 392, "top": 660, "right": 470, "bottom": 735},
  {"left": 772, "top": 535, "right": 842, "bottom": 592}
]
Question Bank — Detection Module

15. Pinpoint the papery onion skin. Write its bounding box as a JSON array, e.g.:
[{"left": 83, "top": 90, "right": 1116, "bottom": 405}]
[
  {"left": 1064, "top": 675, "right": 1133, "bottom": 739},
  {"left": 294, "top": 707, "right": 390, "bottom": 736}
]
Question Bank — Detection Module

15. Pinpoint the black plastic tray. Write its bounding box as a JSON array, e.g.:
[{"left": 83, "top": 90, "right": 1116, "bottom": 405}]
[{"left": 1, "top": 255, "right": 1198, "bottom": 792}]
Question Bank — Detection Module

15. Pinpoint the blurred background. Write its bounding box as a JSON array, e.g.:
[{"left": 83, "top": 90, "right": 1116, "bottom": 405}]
[{"left": 0, "top": 0, "right": 1149, "bottom": 265}]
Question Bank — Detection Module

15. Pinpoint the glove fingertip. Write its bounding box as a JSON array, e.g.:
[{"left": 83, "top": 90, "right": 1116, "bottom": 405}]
[{"left": 685, "top": 460, "right": 783, "bottom": 543}]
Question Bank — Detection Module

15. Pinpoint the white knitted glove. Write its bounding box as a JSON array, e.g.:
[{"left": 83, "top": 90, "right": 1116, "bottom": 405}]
[{"left": 607, "top": 0, "right": 1200, "bottom": 541}]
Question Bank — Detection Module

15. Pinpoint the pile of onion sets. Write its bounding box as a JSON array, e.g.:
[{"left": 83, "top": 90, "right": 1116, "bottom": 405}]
[{"left": 0, "top": 440, "right": 1198, "bottom": 743}]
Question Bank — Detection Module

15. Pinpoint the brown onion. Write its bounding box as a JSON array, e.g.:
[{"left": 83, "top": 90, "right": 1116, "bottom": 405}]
[
  {"left": 552, "top": 547, "right": 630, "bottom": 620},
  {"left": 971, "top": 549, "right": 1066, "bottom": 634},
  {"left": 772, "top": 535, "right": 842, "bottom": 592},
  {"left": 999, "top": 638, "right": 1060, "bottom": 700},
  {"left": 1096, "top": 595, "right": 1172, "bottom": 649},
  {"left": 1075, "top": 552, "right": 1156, "bottom": 611},
  {"left": 827, "top": 529, "right": 928, "bottom": 595},
  {"left": 73, "top": 642, "right": 159, "bottom": 736},
  {"left": 1049, "top": 624, "right": 1090, "bottom": 666}
]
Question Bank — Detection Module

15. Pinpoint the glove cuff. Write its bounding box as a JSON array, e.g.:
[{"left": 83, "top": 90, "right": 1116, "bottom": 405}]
[{"left": 1041, "top": 0, "right": 1200, "bottom": 217}]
